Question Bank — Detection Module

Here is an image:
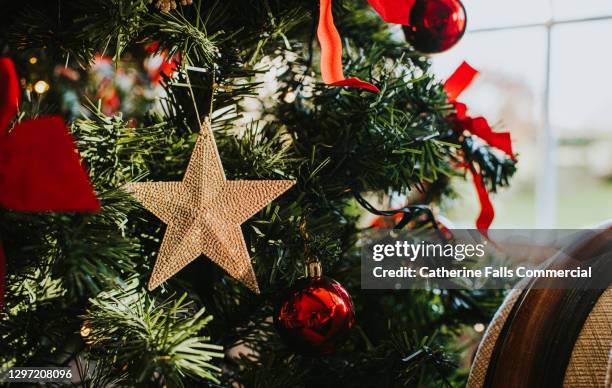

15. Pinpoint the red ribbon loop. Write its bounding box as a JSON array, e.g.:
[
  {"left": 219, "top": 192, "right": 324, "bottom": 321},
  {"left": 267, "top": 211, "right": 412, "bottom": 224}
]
[
  {"left": 317, "top": 0, "right": 380, "bottom": 92},
  {"left": 443, "top": 61, "right": 478, "bottom": 100}
]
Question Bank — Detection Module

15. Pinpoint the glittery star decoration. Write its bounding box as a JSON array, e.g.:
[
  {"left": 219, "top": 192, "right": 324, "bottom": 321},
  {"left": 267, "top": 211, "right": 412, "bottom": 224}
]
[{"left": 127, "top": 120, "right": 294, "bottom": 293}]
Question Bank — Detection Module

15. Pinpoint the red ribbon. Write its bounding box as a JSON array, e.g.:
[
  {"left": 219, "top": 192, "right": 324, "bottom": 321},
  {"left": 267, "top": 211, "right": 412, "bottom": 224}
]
[
  {"left": 317, "top": 0, "right": 423, "bottom": 91},
  {"left": 367, "top": 0, "right": 415, "bottom": 26},
  {"left": 467, "top": 164, "right": 494, "bottom": 230},
  {"left": 0, "top": 57, "right": 100, "bottom": 308},
  {"left": 443, "top": 61, "right": 515, "bottom": 231},
  {"left": 317, "top": 0, "right": 380, "bottom": 92}
]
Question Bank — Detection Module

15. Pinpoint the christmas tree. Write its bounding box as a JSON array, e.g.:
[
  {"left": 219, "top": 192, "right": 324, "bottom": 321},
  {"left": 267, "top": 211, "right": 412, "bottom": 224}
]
[{"left": 0, "top": 0, "right": 517, "bottom": 386}]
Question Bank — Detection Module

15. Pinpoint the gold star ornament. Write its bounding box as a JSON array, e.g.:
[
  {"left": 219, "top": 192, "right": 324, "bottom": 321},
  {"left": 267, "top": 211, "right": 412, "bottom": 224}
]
[{"left": 127, "top": 121, "right": 294, "bottom": 293}]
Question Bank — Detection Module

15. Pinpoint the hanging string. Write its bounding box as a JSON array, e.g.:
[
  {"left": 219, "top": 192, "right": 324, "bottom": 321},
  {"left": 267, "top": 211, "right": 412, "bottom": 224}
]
[{"left": 299, "top": 217, "right": 323, "bottom": 278}]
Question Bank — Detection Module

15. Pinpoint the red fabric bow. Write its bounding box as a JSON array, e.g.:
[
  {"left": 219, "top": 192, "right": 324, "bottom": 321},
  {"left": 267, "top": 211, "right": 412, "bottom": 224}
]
[
  {"left": 443, "top": 61, "right": 515, "bottom": 231},
  {"left": 317, "top": 0, "right": 380, "bottom": 93},
  {"left": 0, "top": 57, "right": 100, "bottom": 308}
]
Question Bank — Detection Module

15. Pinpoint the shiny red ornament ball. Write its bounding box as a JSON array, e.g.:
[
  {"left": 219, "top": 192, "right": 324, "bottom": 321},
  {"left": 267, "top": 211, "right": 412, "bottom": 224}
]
[
  {"left": 274, "top": 276, "right": 355, "bottom": 354},
  {"left": 403, "top": 0, "right": 467, "bottom": 53}
]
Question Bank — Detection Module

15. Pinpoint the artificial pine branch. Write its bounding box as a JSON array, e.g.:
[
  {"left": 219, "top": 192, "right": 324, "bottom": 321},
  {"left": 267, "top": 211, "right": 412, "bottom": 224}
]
[
  {"left": 82, "top": 279, "right": 224, "bottom": 387},
  {"left": 0, "top": 0, "right": 517, "bottom": 386},
  {"left": 72, "top": 103, "right": 178, "bottom": 189}
]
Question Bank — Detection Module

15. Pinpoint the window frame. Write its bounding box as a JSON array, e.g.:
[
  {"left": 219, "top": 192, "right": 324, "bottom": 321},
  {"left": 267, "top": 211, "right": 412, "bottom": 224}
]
[{"left": 468, "top": 11, "right": 612, "bottom": 227}]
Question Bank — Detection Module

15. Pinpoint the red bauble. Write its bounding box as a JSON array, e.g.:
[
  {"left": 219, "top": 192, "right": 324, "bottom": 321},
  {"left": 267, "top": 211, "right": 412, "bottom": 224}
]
[
  {"left": 403, "top": 0, "right": 467, "bottom": 53},
  {"left": 274, "top": 275, "right": 355, "bottom": 354}
]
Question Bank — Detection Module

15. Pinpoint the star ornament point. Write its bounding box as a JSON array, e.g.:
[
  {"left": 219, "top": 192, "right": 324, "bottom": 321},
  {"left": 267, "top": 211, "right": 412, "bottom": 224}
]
[{"left": 127, "top": 122, "right": 294, "bottom": 293}]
